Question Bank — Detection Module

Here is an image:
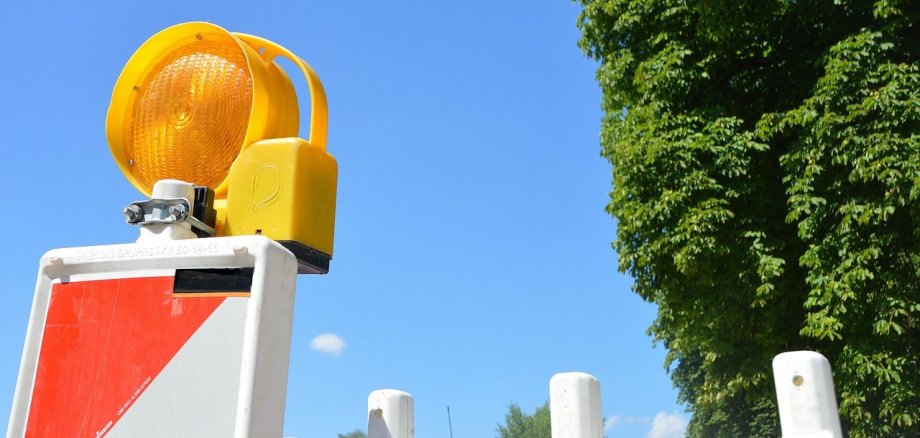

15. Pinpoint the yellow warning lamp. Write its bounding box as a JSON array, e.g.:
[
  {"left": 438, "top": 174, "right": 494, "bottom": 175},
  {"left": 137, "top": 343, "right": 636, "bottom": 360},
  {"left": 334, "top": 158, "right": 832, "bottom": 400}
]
[{"left": 106, "top": 22, "right": 337, "bottom": 273}]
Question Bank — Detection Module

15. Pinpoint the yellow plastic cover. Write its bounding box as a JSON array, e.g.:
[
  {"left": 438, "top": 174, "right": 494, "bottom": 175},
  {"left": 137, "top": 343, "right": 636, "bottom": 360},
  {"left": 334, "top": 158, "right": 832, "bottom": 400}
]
[{"left": 223, "top": 137, "right": 338, "bottom": 256}]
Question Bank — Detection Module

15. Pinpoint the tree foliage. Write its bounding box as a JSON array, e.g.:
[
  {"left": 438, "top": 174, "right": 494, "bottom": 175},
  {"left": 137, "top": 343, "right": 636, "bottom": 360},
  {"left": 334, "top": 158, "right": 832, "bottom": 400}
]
[
  {"left": 577, "top": 0, "right": 918, "bottom": 436},
  {"left": 496, "top": 402, "right": 551, "bottom": 438},
  {"left": 337, "top": 429, "right": 367, "bottom": 438}
]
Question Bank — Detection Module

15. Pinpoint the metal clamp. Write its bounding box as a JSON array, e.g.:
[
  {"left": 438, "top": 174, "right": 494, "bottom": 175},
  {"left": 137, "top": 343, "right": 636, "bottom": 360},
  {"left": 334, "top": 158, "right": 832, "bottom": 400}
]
[{"left": 123, "top": 198, "right": 216, "bottom": 236}]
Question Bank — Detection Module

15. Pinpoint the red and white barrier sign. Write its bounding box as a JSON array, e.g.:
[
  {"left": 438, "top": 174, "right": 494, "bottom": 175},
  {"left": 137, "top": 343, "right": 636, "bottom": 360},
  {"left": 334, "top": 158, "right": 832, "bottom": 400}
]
[{"left": 8, "top": 236, "right": 297, "bottom": 437}]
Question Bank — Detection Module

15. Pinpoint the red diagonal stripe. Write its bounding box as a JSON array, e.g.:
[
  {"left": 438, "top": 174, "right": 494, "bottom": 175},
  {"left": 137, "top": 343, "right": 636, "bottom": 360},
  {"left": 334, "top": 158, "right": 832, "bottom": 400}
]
[{"left": 26, "top": 276, "right": 224, "bottom": 437}]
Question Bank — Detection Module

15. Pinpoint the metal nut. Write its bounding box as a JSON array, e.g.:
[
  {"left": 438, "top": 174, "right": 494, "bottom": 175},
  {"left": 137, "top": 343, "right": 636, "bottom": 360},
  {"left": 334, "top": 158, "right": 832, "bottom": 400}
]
[
  {"left": 123, "top": 205, "right": 143, "bottom": 223},
  {"left": 168, "top": 204, "right": 187, "bottom": 220}
]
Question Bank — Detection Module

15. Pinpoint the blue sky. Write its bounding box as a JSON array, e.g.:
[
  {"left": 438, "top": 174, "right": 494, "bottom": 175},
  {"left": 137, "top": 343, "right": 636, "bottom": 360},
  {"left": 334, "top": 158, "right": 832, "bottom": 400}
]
[{"left": 0, "top": 1, "right": 686, "bottom": 437}]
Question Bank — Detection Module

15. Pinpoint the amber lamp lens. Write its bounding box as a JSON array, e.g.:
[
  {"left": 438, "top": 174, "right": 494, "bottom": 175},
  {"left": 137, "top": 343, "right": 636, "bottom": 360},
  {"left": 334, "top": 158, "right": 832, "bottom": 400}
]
[{"left": 125, "top": 38, "right": 253, "bottom": 191}]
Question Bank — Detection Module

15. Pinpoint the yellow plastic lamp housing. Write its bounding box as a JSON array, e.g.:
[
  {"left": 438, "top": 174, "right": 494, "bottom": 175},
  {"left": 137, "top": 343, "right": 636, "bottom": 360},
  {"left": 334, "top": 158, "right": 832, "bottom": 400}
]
[
  {"left": 107, "top": 22, "right": 301, "bottom": 197},
  {"left": 224, "top": 137, "right": 337, "bottom": 270},
  {"left": 106, "top": 22, "right": 337, "bottom": 272}
]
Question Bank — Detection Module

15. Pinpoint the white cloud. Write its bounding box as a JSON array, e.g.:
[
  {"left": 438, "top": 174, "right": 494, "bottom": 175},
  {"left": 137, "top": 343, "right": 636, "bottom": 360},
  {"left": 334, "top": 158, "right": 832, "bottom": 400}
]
[
  {"left": 310, "top": 333, "right": 345, "bottom": 356},
  {"left": 605, "top": 415, "right": 649, "bottom": 432},
  {"left": 645, "top": 412, "right": 688, "bottom": 438}
]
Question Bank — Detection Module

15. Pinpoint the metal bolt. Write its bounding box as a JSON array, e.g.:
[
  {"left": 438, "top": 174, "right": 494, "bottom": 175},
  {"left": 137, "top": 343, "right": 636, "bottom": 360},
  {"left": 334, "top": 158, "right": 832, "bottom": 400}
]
[
  {"left": 123, "top": 205, "right": 143, "bottom": 224},
  {"left": 168, "top": 204, "right": 187, "bottom": 220}
]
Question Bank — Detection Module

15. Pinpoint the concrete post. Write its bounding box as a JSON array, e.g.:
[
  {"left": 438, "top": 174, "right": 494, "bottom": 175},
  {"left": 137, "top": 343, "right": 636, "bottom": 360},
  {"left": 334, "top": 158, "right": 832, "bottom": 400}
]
[
  {"left": 368, "top": 389, "right": 414, "bottom": 438},
  {"left": 550, "top": 372, "right": 603, "bottom": 438},
  {"left": 772, "top": 351, "right": 843, "bottom": 438}
]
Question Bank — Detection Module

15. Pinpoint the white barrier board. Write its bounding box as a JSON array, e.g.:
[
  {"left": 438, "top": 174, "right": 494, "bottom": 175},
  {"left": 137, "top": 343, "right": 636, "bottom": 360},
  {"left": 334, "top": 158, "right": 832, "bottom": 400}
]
[{"left": 8, "top": 236, "right": 297, "bottom": 438}]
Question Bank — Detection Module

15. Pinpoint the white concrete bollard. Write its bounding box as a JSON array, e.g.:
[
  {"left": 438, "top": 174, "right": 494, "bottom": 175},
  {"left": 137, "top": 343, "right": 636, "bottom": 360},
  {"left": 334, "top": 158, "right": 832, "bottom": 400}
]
[
  {"left": 549, "top": 372, "right": 603, "bottom": 438},
  {"left": 368, "top": 389, "right": 414, "bottom": 438},
  {"left": 772, "top": 351, "right": 843, "bottom": 438}
]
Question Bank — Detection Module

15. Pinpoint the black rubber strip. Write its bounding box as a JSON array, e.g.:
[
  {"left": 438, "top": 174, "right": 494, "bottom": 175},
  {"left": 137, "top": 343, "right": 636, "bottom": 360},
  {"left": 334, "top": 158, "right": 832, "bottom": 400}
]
[
  {"left": 277, "top": 241, "right": 331, "bottom": 275},
  {"left": 173, "top": 268, "right": 254, "bottom": 293}
]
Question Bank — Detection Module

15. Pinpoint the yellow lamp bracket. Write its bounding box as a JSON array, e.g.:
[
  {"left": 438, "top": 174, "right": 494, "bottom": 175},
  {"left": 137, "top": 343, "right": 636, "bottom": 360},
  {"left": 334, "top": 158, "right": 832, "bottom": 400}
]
[{"left": 107, "top": 22, "right": 338, "bottom": 274}]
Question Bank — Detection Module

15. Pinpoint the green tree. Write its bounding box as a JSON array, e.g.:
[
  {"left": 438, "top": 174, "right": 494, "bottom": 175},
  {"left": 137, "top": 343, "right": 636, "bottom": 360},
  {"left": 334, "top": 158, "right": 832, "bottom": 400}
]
[
  {"left": 337, "top": 429, "right": 366, "bottom": 438},
  {"left": 576, "top": 0, "right": 918, "bottom": 436},
  {"left": 496, "top": 402, "right": 551, "bottom": 438}
]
